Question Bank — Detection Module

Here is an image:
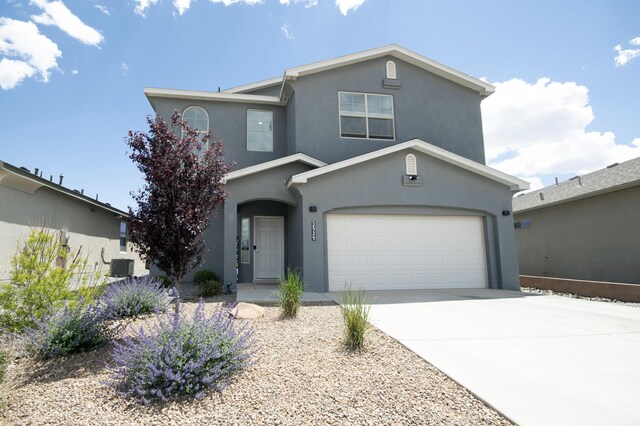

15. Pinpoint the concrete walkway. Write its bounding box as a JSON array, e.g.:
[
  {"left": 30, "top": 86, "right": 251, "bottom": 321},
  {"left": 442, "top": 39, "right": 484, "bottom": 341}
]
[
  {"left": 236, "top": 283, "right": 335, "bottom": 303},
  {"left": 333, "top": 289, "right": 640, "bottom": 426},
  {"left": 237, "top": 285, "right": 640, "bottom": 425}
]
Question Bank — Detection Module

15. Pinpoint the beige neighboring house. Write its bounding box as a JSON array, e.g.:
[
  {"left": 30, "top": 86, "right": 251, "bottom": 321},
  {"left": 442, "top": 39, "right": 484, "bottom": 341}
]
[{"left": 0, "top": 160, "right": 147, "bottom": 283}]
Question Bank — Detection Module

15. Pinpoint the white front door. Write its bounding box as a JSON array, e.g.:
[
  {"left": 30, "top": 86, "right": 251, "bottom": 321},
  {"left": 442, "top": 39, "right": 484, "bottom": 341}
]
[{"left": 254, "top": 216, "right": 284, "bottom": 280}]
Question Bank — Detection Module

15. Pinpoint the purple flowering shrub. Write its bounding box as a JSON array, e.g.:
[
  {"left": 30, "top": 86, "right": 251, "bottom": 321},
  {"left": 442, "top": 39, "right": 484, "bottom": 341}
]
[
  {"left": 99, "top": 276, "right": 168, "bottom": 320},
  {"left": 26, "top": 302, "right": 108, "bottom": 359},
  {"left": 110, "top": 300, "right": 256, "bottom": 403}
]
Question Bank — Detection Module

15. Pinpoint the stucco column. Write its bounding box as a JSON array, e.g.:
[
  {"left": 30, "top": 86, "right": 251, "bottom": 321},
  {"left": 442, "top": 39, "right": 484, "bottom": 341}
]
[
  {"left": 223, "top": 198, "right": 238, "bottom": 290},
  {"left": 497, "top": 212, "right": 520, "bottom": 290}
]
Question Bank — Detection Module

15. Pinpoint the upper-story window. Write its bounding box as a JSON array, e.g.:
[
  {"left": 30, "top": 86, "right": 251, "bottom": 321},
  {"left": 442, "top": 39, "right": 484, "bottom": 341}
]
[
  {"left": 247, "top": 109, "right": 273, "bottom": 152},
  {"left": 182, "top": 106, "right": 209, "bottom": 146},
  {"left": 339, "top": 92, "right": 395, "bottom": 140}
]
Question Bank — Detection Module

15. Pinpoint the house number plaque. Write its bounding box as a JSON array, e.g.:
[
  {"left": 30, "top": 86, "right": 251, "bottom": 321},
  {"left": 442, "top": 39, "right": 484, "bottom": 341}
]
[{"left": 311, "top": 221, "right": 317, "bottom": 241}]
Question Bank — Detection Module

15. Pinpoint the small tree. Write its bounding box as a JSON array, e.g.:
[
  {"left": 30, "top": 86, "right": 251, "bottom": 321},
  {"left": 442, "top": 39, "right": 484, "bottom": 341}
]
[
  {"left": 0, "top": 226, "right": 105, "bottom": 332},
  {"left": 126, "top": 112, "right": 231, "bottom": 293}
]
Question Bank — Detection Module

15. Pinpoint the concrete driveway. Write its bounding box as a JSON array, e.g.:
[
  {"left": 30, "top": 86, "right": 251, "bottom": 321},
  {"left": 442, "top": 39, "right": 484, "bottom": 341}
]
[{"left": 327, "top": 289, "right": 640, "bottom": 426}]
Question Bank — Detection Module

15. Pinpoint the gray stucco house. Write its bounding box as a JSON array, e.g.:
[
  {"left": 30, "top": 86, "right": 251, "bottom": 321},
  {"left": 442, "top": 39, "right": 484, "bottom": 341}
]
[
  {"left": 145, "top": 45, "right": 529, "bottom": 292},
  {"left": 513, "top": 156, "right": 640, "bottom": 285},
  {"left": 0, "top": 160, "right": 147, "bottom": 282}
]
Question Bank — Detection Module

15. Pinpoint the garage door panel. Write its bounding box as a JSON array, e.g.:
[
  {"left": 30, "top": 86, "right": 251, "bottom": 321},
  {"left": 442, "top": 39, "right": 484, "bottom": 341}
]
[{"left": 327, "top": 214, "right": 487, "bottom": 291}]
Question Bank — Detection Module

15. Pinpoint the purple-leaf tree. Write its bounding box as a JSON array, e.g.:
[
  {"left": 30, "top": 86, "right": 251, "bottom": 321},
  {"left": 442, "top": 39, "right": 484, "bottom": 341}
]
[{"left": 126, "top": 111, "right": 231, "bottom": 294}]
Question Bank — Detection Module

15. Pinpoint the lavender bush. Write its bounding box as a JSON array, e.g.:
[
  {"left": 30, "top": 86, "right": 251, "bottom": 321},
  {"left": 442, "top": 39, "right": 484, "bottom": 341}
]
[
  {"left": 99, "top": 276, "right": 168, "bottom": 320},
  {"left": 110, "top": 300, "right": 256, "bottom": 403},
  {"left": 26, "top": 303, "right": 108, "bottom": 359}
]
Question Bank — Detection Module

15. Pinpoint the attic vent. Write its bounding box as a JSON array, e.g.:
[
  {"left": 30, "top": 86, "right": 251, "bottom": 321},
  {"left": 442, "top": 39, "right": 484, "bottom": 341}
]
[
  {"left": 607, "top": 163, "right": 620, "bottom": 169},
  {"left": 386, "top": 60, "right": 397, "bottom": 79},
  {"left": 539, "top": 192, "right": 545, "bottom": 201},
  {"left": 405, "top": 153, "right": 417, "bottom": 175}
]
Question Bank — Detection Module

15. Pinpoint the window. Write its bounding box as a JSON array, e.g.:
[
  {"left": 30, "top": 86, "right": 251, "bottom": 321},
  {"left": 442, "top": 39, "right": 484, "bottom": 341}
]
[
  {"left": 240, "top": 218, "right": 250, "bottom": 263},
  {"left": 247, "top": 109, "right": 273, "bottom": 152},
  {"left": 386, "top": 60, "right": 397, "bottom": 79},
  {"left": 339, "top": 92, "right": 394, "bottom": 140},
  {"left": 119, "top": 221, "right": 127, "bottom": 252},
  {"left": 182, "top": 106, "right": 209, "bottom": 146}
]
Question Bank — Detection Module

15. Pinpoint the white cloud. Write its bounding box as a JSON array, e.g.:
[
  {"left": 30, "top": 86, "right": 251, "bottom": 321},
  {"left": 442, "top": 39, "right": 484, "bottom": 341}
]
[
  {"left": 71, "top": 68, "right": 78, "bottom": 75},
  {"left": 483, "top": 77, "right": 640, "bottom": 180},
  {"left": 121, "top": 62, "right": 128, "bottom": 75},
  {"left": 0, "top": 58, "right": 35, "bottom": 90},
  {"left": 208, "top": 0, "right": 264, "bottom": 5},
  {"left": 173, "top": 0, "right": 192, "bottom": 15},
  {"left": 613, "top": 36, "right": 640, "bottom": 67},
  {"left": 134, "top": 0, "right": 159, "bottom": 16},
  {"left": 30, "top": 0, "right": 103, "bottom": 46},
  {"left": 94, "top": 4, "right": 110, "bottom": 16},
  {"left": 0, "top": 17, "right": 61, "bottom": 89},
  {"left": 280, "top": 0, "right": 318, "bottom": 8},
  {"left": 335, "top": 0, "right": 366, "bottom": 15},
  {"left": 281, "top": 23, "right": 294, "bottom": 40}
]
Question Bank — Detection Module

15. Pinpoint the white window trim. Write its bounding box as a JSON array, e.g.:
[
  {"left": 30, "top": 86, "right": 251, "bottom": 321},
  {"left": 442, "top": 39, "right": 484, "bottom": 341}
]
[
  {"left": 181, "top": 106, "right": 209, "bottom": 147},
  {"left": 246, "top": 108, "right": 274, "bottom": 152},
  {"left": 338, "top": 91, "right": 395, "bottom": 141}
]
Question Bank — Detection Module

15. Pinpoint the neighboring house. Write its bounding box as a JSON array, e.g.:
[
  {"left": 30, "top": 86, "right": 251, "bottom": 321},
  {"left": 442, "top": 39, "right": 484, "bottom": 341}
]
[
  {"left": 145, "top": 44, "right": 529, "bottom": 292},
  {"left": 513, "top": 157, "right": 640, "bottom": 285},
  {"left": 0, "top": 160, "right": 147, "bottom": 283}
]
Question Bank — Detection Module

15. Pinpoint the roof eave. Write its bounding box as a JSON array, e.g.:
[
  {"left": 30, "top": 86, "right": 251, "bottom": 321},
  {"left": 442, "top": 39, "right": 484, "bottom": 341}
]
[
  {"left": 144, "top": 88, "right": 287, "bottom": 106},
  {"left": 513, "top": 179, "right": 640, "bottom": 213},
  {"left": 284, "top": 44, "right": 495, "bottom": 96},
  {"left": 0, "top": 161, "right": 129, "bottom": 217},
  {"left": 226, "top": 153, "right": 327, "bottom": 183},
  {"left": 288, "top": 139, "right": 529, "bottom": 191}
]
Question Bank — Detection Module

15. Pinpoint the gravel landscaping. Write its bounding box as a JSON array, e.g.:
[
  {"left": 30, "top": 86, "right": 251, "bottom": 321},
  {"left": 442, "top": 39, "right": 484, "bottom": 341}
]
[
  {"left": 0, "top": 297, "right": 511, "bottom": 425},
  {"left": 521, "top": 287, "right": 640, "bottom": 308}
]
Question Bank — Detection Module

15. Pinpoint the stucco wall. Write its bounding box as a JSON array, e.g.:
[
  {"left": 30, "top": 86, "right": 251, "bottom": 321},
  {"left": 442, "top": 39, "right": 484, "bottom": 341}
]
[
  {"left": 150, "top": 55, "right": 487, "bottom": 173},
  {"left": 0, "top": 184, "right": 146, "bottom": 283},
  {"left": 293, "top": 149, "right": 519, "bottom": 292},
  {"left": 514, "top": 186, "right": 640, "bottom": 284},
  {"left": 151, "top": 99, "right": 288, "bottom": 170},
  {"left": 288, "top": 56, "right": 487, "bottom": 164}
]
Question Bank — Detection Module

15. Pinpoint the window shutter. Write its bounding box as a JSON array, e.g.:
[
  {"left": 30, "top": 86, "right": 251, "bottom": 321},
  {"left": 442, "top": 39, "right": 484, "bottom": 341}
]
[
  {"left": 386, "top": 61, "right": 397, "bottom": 79},
  {"left": 406, "top": 153, "right": 417, "bottom": 175}
]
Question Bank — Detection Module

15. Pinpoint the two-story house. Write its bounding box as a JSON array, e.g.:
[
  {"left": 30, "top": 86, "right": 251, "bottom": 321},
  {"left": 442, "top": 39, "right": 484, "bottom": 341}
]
[{"left": 145, "top": 45, "right": 529, "bottom": 292}]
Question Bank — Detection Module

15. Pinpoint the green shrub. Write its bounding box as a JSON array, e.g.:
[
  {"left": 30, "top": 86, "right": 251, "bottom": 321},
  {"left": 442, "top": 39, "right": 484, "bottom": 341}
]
[
  {"left": 0, "top": 227, "right": 106, "bottom": 332},
  {"left": 110, "top": 300, "right": 256, "bottom": 404},
  {"left": 339, "top": 285, "right": 370, "bottom": 350},
  {"left": 155, "top": 275, "right": 174, "bottom": 288},
  {"left": 0, "top": 349, "right": 6, "bottom": 383},
  {"left": 25, "top": 303, "right": 108, "bottom": 359},
  {"left": 193, "top": 269, "right": 219, "bottom": 285},
  {"left": 193, "top": 270, "right": 222, "bottom": 297},
  {"left": 99, "top": 276, "right": 168, "bottom": 320},
  {"left": 199, "top": 279, "right": 222, "bottom": 297},
  {"left": 277, "top": 269, "right": 304, "bottom": 318}
]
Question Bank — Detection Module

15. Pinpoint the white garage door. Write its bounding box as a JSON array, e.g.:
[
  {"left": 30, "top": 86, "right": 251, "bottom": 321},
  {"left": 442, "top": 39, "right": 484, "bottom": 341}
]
[{"left": 327, "top": 214, "right": 487, "bottom": 291}]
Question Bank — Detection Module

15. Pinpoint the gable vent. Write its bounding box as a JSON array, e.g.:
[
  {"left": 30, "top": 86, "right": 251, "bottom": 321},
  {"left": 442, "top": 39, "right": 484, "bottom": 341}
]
[
  {"left": 405, "top": 153, "right": 417, "bottom": 175},
  {"left": 386, "top": 60, "right": 397, "bottom": 79}
]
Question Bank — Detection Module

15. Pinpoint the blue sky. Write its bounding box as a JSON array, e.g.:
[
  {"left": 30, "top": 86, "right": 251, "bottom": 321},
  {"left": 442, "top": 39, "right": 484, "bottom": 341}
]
[{"left": 1, "top": 0, "right": 639, "bottom": 210}]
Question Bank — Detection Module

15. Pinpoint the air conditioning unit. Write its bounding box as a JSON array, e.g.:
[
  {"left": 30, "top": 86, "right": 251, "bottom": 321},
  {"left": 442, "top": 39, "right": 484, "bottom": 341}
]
[{"left": 110, "top": 259, "right": 134, "bottom": 277}]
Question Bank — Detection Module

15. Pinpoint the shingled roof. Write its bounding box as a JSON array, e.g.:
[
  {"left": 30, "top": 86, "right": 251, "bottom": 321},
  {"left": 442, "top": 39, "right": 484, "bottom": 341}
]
[{"left": 512, "top": 156, "right": 640, "bottom": 213}]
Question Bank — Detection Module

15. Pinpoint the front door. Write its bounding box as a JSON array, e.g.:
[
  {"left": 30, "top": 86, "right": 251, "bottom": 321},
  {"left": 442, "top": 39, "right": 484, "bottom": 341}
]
[{"left": 254, "top": 216, "right": 284, "bottom": 280}]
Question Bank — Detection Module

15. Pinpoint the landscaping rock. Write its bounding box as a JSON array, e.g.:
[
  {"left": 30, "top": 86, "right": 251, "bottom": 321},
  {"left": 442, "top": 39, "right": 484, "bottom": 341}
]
[{"left": 230, "top": 302, "right": 265, "bottom": 319}]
